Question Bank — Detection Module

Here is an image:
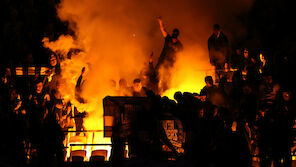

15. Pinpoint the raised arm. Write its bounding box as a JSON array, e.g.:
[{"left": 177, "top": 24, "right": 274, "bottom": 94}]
[{"left": 157, "top": 16, "right": 168, "bottom": 37}]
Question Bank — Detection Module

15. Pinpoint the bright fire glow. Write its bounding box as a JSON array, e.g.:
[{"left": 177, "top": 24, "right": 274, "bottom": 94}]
[
  {"left": 162, "top": 45, "right": 215, "bottom": 99},
  {"left": 39, "top": 0, "right": 250, "bottom": 161}
]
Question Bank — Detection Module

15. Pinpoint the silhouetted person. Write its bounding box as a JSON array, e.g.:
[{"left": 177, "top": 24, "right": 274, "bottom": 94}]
[
  {"left": 156, "top": 17, "right": 183, "bottom": 93},
  {"left": 28, "top": 80, "right": 51, "bottom": 126},
  {"left": 28, "top": 79, "right": 51, "bottom": 164},
  {"left": 40, "top": 101, "right": 65, "bottom": 167},
  {"left": 271, "top": 89, "right": 295, "bottom": 167},
  {"left": 256, "top": 104, "right": 276, "bottom": 167},
  {"left": 44, "top": 53, "right": 61, "bottom": 93},
  {"left": 208, "top": 24, "right": 230, "bottom": 82},
  {"left": 119, "top": 78, "right": 131, "bottom": 96},
  {"left": 239, "top": 84, "right": 259, "bottom": 125},
  {"left": 231, "top": 48, "right": 243, "bottom": 69},
  {"left": 108, "top": 79, "right": 118, "bottom": 96},
  {"left": 132, "top": 78, "right": 147, "bottom": 97},
  {"left": 75, "top": 67, "right": 86, "bottom": 103},
  {"left": 239, "top": 48, "right": 256, "bottom": 72},
  {"left": 217, "top": 119, "right": 252, "bottom": 167},
  {"left": 259, "top": 53, "right": 271, "bottom": 76},
  {"left": 51, "top": 81, "right": 72, "bottom": 129},
  {"left": 49, "top": 53, "right": 61, "bottom": 75},
  {"left": 199, "top": 76, "right": 218, "bottom": 102},
  {"left": 5, "top": 88, "right": 27, "bottom": 166},
  {"left": 74, "top": 67, "right": 87, "bottom": 135},
  {"left": 208, "top": 24, "right": 230, "bottom": 67},
  {"left": 140, "top": 52, "right": 158, "bottom": 94},
  {"left": 259, "top": 74, "right": 280, "bottom": 108},
  {"left": 0, "top": 68, "right": 15, "bottom": 92},
  {"left": 241, "top": 48, "right": 261, "bottom": 85}
]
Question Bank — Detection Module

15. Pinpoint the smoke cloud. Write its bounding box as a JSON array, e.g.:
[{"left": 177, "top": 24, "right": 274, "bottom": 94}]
[{"left": 43, "top": 0, "right": 254, "bottom": 132}]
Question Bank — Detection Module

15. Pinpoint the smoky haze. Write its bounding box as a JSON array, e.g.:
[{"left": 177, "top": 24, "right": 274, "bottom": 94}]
[
  {"left": 43, "top": 0, "right": 253, "bottom": 131},
  {"left": 56, "top": 0, "right": 253, "bottom": 64},
  {"left": 54, "top": 0, "right": 253, "bottom": 91}
]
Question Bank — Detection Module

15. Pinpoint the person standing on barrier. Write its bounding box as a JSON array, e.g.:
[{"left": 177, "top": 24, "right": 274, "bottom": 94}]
[
  {"left": 156, "top": 16, "right": 183, "bottom": 94},
  {"left": 208, "top": 24, "right": 230, "bottom": 83},
  {"left": 74, "top": 67, "right": 87, "bottom": 136}
]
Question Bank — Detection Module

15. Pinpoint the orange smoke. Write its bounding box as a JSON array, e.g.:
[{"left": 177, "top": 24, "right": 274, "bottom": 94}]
[
  {"left": 43, "top": 0, "right": 254, "bottom": 160},
  {"left": 162, "top": 44, "right": 215, "bottom": 99}
]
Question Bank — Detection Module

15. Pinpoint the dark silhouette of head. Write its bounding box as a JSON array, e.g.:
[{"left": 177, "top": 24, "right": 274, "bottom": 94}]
[
  {"left": 132, "top": 78, "right": 142, "bottom": 92},
  {"left": 213, "top": 24, "right": 220, "bottom": 31},
  {"left": 213, "top": 24, "right": 221, "bottom": 37},
  {"left": 205, "top": 76, "right": 214, "bottom": 87},
  {"left": 172, "top": 28, "right": 180, "bottom": 39}
]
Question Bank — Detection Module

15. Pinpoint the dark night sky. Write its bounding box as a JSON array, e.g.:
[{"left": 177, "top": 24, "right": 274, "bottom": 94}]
[
  {"left": 0, "top": 0, "right": 295, "bottom": 88},
  {"left": 0, "top": 0, "right": 71, "bottom": 66}
]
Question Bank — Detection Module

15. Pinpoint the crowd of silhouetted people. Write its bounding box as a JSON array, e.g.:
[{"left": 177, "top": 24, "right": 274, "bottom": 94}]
[
  {"left": 108, "top": 67, "right": 295, "bottom": 167},
  {"left": 0, "top": 22, "right": 295, "bottom": 167},
  {"left": 0, "top": 54, "right": 66, "bottom": 167}
]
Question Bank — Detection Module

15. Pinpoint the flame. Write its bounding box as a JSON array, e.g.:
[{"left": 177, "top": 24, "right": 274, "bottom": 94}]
[
  {"left": 43, "top": 34, "right": 114, "bottom": 160},
  {"left": 162, "top": 45, "right": 215, "bottom": 99}
]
